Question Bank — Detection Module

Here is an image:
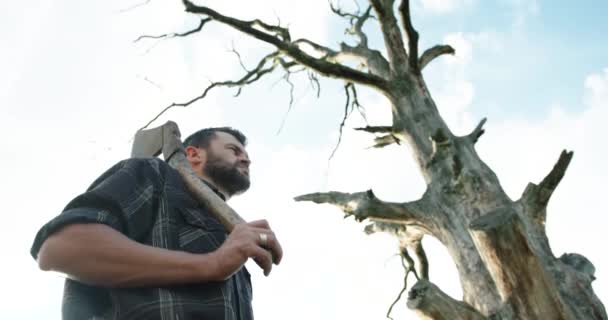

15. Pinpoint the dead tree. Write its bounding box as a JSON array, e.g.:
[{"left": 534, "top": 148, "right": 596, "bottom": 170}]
[{"left": 141, "top": 0, "right": 607, "bottom": 318}]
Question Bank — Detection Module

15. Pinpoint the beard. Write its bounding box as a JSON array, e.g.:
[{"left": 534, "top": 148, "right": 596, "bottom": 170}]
[{"left": 203, "top": 154, "right": 251, "bottom": 196}]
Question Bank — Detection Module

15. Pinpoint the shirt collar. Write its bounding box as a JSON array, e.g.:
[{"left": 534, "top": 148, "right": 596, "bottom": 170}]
[{"left": 200, "top": 179, "right": 226, "bottom": 201}]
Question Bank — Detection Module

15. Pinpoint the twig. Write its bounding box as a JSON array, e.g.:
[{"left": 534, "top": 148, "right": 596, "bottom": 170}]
[
  {"left": 387, "top": 248, "right": 419, "bottom": 319},
  {"left": 140, "top": 51, "right": 285, "bottom": 130},
  {"left": 134, "top": 18, "right": 211, "bottom": 43},
  {"left": 117, "top": 0, "right": 151, "bottom": 14},
  {"left": 419, "top": 44, "right": 455, "bottom": 70},
  {"left": 276, "top": 72, "right": 296, "bottom": 134},
  {"left": 329, "top": 82, "right": 356, "bottom": 160},
  {"left": 229, "top": 42, "right": 251, "bottom": 73},
  {"left": 183, "top": 0, "right": 389, "bottom": 90}
]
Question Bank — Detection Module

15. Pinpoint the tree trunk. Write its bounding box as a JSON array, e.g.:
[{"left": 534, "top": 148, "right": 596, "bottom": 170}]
[{"left": 379, "top": 70, "right": 605, "bottom": 318}]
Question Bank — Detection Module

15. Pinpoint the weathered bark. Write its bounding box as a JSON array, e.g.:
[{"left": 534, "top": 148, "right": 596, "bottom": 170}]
[
  {"left": 469, "top": 208, "right": 573, "bottom": 319},
  {"left": 407, "top": 280, "right": 486, "bottom": 320},
  {"left": 155, "top": 0, "right": 607, "bottom": 318}
]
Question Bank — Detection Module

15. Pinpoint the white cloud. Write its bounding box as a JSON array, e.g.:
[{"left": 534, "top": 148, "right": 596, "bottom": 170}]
[
  {"left": 584, "top": 68, "right": 608, "bottom": 109},
  {"left": 430, "top": 32, "right": 479, "bottom": 134},
  {"left": 430, "top": 30, "right": 508, "bottom": 135}
]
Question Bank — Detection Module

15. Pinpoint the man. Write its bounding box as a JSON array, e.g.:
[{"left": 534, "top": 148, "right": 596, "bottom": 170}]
[{"left": 30, "top": 127, "right": 283, "bottom": 320}]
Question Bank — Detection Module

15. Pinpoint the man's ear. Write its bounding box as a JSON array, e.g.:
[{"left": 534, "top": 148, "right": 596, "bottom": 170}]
[{"left": 185, "top": 146, "right": 206, "bottom": 166}]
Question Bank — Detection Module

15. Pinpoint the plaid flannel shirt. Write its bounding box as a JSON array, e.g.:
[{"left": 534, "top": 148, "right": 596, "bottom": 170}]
[{"left": 31, "top": 158, "right": 253, "bottom": 320}]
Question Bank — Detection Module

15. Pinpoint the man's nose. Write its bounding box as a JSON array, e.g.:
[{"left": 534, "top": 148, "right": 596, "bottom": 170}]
[{"left": 239, "top": 156, "right": 251, "bottom": 167}]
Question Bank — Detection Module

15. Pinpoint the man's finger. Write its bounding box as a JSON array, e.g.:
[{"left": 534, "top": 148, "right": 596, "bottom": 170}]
[
  {"left": 263, "top": 234, "right": 283, "bottom": 265},
  {"left": 249, "top": 228, "right": 283, "bottom": 265},
  {"left": 248, "top": 219, "right": 270, "bottom": 230},
  {"left": 251, "top": 246, "right": 273, "bottom": 276}
]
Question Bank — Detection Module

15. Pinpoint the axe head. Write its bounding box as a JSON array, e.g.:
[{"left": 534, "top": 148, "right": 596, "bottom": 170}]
[{"left": 131, "top": 120, "right": 184, "bottom": 160}]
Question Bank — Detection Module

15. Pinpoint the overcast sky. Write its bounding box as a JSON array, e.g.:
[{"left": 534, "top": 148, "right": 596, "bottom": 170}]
[{"left": 1, "top": 0, "right": 607, "bottom": 319}]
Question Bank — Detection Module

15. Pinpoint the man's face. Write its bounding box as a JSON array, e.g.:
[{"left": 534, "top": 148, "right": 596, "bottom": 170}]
[{"left": 202, "top": 132, "right": 251, "bottom": 196}]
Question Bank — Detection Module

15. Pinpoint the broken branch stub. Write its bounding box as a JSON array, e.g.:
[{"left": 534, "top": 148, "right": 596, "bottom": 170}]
[{"left": 407, "top": 279, "right": 486, "bottom": 320}]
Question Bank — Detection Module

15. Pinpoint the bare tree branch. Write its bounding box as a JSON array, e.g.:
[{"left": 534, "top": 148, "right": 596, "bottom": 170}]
[
  {"left": 284, "top": 4, "right": 389, "bottom": 78},
  {"left": 137, "top": 74, "right": 163, "bottom": 90},
  {"left": 398, "top": 0, "right": 420, "bottom": 73},
  {"left": 419, "top": 45, "right": 455, "bottom": 70},
  {"left": 251, "top": 18, "right": 291, "bottom": 42},
  {"left": 520, "top": 150, "right": 574, "bottom": 223},
  {"left": 329, "top": 1, "right": 364, "bottom": 20},
  {"left": 276, "top": 70, "right": 298, "bottom": 134},
  {"left": 117, "top": 0, "right": 151, "bottom": 14},
  {"left": 326, "top": 2, "right": 390, "bottom": 77},
  {"left": 292, "top": 38, "right": 344, "bottom": 62},
  {"left": 349, "top": 82, "right": 368, "bottom": 123},
  {"left": 330, "top": 2, "right": 375, "bottom": 48},
  {"left": 370, "top": 0, "right": 409, "bottom": 75},
  {"left": 413, "top": 240, "right": 429, "bottom": 280},
  {"left": 293, "top": 37, "right": 390, "bottom": 78},
  {"left": 351, "top": 5, "right": 373, "bottom": 47},
  {"left": 467, "top": 117, "right": 487, "bottom": 144},
  {"left": 228, "top": 42, "right": 251, "bottom": 73},
  {"left": 341, "top": 43, "right": 391, "bottom": 78},
  {"left": 387, "top": 247, "right": 419, "bottom": 320},
  {"left": 537, "top": 150, "right": 573, "bottom": 201},
  {"left": 354, "top": 125, "right": 402, "bottom": 148},
  {"left": 407, "top": 279, "right": 487, "bottom": 320},
  {"left": 134, "top": 18, "right": 211, "bottom": 42},
  {"left": 355, "top": 125, "right": 393, "bottom": 133},
  {"left": 368, "top": 134, "right": 399, "bottom": 148},
  {"left": 294, "top": 189, "right": 428, "bottom": 226},
  {"left": 182, "top": 0, "right": 389, "bottom": 90},
  {"left": 307, "top": 71, "right": 321, "bottom": 97},
  {"left": 365, "top": 220, "right": 433, "bottom": 250},
  {"left": 329, "top": 82, "right": 357, "bottom": 160},
  {"left": 140, "top": 51, "right": 295, "bottom": 130},
  {"left": 401, "top": 246, "right": 420, "bottom": 280}
]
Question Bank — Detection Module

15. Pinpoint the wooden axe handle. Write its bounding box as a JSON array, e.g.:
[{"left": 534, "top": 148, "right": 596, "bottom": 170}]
[
  {"left": 147, "top": 120, "right": 246, "bottom": 232},
  {"left": 169, "top": 152, "right": 246, "bottom": 232},
  {"left": 134, "top": 121, "right": 280, "bottom": 265}
]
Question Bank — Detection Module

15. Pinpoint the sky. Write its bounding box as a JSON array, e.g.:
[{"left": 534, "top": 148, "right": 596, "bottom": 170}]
[{"left": 1, "top": 0, "right": 607, "bottom": 319}]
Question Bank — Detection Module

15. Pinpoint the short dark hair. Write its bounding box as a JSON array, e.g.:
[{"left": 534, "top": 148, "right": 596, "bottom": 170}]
[{"left": 183, "top": 127, "right": 247, "bottom": 149}]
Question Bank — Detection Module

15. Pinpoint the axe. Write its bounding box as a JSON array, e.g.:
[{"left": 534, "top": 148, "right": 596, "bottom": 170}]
[{"left": 131, "top": 120, "right": 246, "bottom": 232}]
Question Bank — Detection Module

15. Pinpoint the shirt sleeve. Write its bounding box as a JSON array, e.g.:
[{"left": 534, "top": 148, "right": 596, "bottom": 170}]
[{"left": 30, "top": 158, "right": 169, "bottom": 260}]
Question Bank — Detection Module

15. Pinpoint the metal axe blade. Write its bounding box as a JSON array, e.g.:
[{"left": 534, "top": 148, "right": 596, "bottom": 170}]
[
  {"left": 132, "top": 124, "right": 164, "bottom": 158},
  {"left": 131, "top": 121, "right": 183, "bottom": 160}
]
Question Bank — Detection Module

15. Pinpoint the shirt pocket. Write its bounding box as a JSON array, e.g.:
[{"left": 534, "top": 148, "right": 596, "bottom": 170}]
[{"left": 177, "top": 207, "right": 228, "bottom": 254}]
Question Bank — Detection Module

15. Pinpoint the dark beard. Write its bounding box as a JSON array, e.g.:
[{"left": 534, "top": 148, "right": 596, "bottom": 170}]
[{"left": 204, "top": 156, "right": 250, "bottom": 196}]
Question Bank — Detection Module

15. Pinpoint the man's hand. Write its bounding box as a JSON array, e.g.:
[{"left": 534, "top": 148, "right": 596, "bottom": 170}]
[{"left": 211, "top": 220, "right": 283, "bottom": 279}]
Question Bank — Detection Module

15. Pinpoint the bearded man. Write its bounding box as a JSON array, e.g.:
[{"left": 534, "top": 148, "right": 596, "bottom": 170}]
[{"left": 30, "top": 127, "right": 283, "bottom": 320}]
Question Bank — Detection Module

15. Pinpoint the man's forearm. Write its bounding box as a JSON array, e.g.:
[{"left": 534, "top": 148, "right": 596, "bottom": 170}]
[{"left": 37, "top": 223, "right": 220, "bottom": 287}]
